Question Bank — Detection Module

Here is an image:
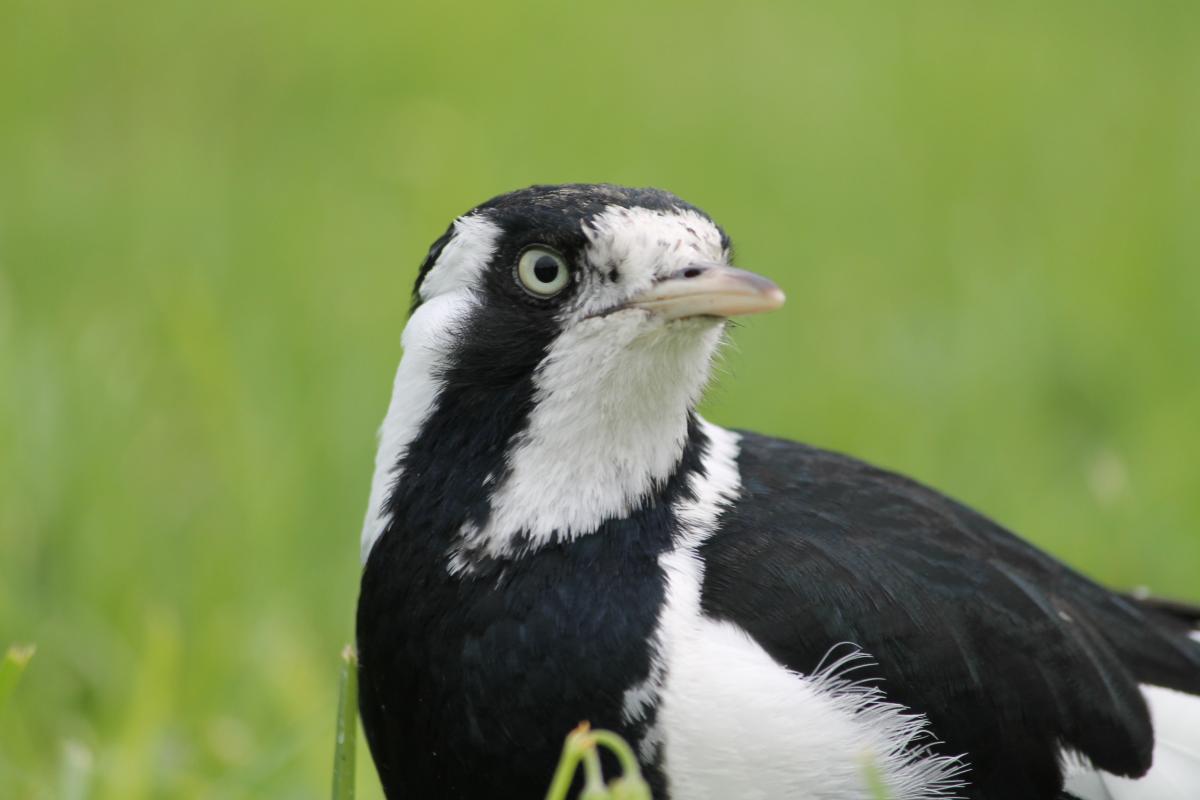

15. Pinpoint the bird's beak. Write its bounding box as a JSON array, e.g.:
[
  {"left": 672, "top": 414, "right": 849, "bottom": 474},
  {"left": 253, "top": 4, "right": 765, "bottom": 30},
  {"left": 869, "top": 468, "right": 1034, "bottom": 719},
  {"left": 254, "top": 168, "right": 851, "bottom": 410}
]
[{"left": 622, "top": 262, "right": 785, "bottom": 320}]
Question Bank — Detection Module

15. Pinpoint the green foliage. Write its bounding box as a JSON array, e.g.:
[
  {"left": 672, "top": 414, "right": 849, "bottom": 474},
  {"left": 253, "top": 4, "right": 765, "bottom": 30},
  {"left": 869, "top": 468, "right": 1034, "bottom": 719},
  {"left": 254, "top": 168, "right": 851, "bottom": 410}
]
[{"left": 2, "top": 1, "right": 1198, "bottom": 797}]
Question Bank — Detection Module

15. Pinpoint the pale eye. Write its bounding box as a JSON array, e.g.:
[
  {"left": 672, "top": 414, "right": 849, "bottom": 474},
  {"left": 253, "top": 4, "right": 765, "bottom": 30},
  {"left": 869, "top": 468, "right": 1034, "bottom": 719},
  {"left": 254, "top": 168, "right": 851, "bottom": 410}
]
[{"left": 516, "top": 247, "right": 570, "bottom": 296}]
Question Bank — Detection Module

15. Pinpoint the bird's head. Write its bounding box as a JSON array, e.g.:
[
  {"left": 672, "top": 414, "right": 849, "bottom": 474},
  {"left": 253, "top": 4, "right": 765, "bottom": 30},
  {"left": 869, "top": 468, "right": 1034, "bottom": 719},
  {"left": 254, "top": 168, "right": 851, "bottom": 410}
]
[
  {"left": 407, "top": 183, "right": 782, "bottom": 395},
  {"left": 363, "top": 184, "right": 783, "bottom": 562}
]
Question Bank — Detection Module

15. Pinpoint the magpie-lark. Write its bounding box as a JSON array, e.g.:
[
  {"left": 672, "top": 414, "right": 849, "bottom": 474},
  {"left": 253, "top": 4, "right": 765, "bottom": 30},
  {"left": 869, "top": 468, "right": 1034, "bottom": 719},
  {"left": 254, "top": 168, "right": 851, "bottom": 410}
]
[{"left": 356, "top": 184, "right": 1200, "bottom": 800}]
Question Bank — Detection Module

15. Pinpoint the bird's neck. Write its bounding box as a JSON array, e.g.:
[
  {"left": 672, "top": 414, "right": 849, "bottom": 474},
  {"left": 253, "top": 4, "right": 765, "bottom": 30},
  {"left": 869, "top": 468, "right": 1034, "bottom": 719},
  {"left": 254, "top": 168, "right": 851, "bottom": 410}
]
[{"left": 362, "top": 315, "right": 723, "bottom": 569}]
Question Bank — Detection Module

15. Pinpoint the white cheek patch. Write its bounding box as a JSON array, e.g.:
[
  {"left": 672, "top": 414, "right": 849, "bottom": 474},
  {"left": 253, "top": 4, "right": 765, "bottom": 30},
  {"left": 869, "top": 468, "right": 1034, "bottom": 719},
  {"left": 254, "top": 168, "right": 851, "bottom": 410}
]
[
  {"left": 571, "top": 205, "right": 729, "bottom": 319},
  {"left": 360, "top": 291, "right": 479, "bottom": 562},
  {"left": 417, "top": 214, "right": 503, "bottom": 302}
]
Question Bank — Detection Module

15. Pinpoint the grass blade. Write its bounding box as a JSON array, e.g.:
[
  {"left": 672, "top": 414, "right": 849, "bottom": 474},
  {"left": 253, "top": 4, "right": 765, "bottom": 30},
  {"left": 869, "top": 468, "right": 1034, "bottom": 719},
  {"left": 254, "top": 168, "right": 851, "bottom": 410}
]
[{"left": 331, "top": 644, "right": 358, "bottom": 800}]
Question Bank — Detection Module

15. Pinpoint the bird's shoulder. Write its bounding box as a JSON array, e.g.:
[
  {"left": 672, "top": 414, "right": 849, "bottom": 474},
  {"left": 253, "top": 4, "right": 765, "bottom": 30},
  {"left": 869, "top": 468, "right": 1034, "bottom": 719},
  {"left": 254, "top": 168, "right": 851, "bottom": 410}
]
[{"left": 696, "top": 429, "right": 1200, "bottom": 796}]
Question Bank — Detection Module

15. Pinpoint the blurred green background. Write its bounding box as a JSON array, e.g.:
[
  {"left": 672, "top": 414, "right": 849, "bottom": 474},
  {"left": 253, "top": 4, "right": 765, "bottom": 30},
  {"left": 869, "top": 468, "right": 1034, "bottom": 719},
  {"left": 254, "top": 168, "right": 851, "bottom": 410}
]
[{"left": 2, "top": 0, "right": 1198, "bottom": 797}]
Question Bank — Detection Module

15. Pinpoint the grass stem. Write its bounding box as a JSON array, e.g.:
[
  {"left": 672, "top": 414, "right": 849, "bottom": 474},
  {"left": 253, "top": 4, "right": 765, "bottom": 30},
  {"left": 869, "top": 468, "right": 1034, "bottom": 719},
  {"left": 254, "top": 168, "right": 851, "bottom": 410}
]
[{"left": 331, "top": 645, "right": 358, "bottom": 800}]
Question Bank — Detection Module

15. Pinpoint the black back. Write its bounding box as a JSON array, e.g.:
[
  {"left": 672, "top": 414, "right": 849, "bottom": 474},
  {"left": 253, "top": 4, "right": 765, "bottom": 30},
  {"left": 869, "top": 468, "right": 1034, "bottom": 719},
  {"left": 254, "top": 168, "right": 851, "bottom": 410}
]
[{"left": 700, "top": 432, "right": 1200, "bottom": 800}]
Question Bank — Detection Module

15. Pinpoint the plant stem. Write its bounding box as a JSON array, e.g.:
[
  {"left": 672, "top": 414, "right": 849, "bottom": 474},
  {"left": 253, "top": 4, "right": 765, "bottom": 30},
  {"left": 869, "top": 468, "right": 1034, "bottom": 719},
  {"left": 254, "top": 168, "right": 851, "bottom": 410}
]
[
  {"left": 590, "top": 730, "right": 644, "bottom": 783},
  {"left": 331, "top": 644, "right": 358, "bottom": 800},
  {"left": 544, "top": 723, "right": 592, "bottom": 800}
]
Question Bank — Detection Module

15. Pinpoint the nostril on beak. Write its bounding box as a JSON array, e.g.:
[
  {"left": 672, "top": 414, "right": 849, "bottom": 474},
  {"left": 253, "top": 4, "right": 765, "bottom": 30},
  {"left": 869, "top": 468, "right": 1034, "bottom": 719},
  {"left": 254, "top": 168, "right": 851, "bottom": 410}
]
[{"left": 681, "top": 266, "right": 705, "bottom": 279}]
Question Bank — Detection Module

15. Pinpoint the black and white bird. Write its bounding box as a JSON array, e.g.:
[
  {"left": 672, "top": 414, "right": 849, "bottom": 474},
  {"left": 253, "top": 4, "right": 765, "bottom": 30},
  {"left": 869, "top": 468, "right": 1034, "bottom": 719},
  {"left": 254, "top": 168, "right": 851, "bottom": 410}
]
[{"left": 355, "top": 184, "right": 1200, "bottom": 800}]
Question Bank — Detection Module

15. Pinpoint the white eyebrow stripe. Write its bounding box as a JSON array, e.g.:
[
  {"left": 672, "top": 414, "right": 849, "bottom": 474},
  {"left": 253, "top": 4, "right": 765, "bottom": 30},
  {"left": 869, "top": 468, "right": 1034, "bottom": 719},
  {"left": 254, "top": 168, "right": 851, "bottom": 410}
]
[
  {"left": 417, "top": 214, "right": 503, "bottom": 302},
  {"left": 360, "top": 291, "right": 480, "bottom": 561}
]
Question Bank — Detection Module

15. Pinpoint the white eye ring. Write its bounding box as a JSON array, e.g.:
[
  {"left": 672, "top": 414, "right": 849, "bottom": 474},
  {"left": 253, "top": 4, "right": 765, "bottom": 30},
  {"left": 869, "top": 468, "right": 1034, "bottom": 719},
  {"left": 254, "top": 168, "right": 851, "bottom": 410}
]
[{"left": 516, "top": 247, "right": 570, "bottom": 297}]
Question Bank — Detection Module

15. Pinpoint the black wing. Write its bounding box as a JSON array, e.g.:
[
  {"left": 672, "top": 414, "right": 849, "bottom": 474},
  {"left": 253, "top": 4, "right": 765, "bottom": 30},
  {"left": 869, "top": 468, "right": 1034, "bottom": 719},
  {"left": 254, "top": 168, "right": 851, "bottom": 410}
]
[{"left": 699, "top": 432, "right": 1200, "bottom": 800}]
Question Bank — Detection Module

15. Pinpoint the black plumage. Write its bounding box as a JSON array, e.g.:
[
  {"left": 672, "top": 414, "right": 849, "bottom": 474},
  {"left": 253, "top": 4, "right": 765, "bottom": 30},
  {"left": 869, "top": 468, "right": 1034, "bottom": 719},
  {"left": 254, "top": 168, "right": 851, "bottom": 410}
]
[{"left": 355, "top": 184, "right": 1200, "bottom": 800}]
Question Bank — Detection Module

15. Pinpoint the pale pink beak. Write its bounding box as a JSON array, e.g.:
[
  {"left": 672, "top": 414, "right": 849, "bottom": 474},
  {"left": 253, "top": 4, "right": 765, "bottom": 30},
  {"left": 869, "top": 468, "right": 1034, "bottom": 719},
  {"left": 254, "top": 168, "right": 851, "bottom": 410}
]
[{"left": 623, "top": 262, "right": 785, "bottom": 320}]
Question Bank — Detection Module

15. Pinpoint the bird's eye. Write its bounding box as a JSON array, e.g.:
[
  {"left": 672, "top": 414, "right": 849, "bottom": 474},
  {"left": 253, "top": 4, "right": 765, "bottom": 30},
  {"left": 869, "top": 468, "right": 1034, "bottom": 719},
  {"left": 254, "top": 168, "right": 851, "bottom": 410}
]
[{"left": 516, "top": 247, "right": 570, "bottom": 297}]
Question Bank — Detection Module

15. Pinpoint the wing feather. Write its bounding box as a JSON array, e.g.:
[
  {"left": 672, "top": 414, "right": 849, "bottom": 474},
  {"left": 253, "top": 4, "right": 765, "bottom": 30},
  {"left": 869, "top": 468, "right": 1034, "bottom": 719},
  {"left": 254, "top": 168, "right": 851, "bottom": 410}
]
[{"left": 699, "top": 432, "right": 1200, "bottom": 799}]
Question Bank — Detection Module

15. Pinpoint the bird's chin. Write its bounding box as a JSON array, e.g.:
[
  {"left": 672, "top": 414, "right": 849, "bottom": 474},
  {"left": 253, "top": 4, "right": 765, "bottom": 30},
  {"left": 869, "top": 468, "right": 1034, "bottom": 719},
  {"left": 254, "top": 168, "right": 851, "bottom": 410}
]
[
  {"left": 663, "top": 314, "right": 728, "bottom": 331},
  {"left": 569, "top": 307, "right": 726, "bottom": 359},
  {"left": 593, "top": 309, "right": 727, "bottom": 345},
  {"left": 589, "top": 305, "right": 727, "bottom": 328}
]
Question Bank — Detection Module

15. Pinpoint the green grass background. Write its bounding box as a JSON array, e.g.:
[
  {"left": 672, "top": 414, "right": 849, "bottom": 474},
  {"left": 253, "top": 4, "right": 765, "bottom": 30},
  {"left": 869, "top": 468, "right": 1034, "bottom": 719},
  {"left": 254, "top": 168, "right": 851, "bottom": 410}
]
[{"left": 2, "top": 1, "right": 1198, "bottom": 797}]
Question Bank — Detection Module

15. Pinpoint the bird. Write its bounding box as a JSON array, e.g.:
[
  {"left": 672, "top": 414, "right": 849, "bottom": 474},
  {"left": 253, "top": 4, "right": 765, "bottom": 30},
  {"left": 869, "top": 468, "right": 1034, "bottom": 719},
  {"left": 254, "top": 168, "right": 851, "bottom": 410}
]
[{"left": 355, "top": 183, "right": 1200, "bottom": 800}]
